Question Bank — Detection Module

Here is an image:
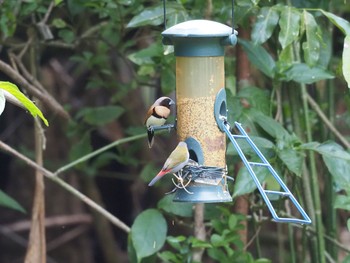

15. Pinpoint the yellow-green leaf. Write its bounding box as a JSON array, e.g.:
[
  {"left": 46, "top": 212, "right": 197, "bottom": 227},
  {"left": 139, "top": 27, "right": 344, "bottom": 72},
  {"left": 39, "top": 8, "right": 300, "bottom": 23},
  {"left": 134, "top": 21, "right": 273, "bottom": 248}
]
[{"left": 0, "top": 81, "right": 49, "bottom": 126}]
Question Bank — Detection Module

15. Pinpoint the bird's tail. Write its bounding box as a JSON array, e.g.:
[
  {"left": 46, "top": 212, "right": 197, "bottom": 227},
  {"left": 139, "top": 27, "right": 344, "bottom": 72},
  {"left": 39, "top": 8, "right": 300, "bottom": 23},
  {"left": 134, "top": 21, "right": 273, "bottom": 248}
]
[
  {"left": 148, "top": 170, "right": 168, "bottom": 186},
  {"left": 147, "top": 129, "right": 154, "bottom": 148}
]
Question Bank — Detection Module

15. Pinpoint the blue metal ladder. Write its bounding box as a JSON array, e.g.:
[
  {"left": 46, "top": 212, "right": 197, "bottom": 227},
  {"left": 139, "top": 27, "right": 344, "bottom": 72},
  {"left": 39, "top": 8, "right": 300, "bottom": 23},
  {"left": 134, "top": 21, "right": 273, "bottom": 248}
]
[{"left": 222, "top": 120, "right": 311, "bottom": 224}]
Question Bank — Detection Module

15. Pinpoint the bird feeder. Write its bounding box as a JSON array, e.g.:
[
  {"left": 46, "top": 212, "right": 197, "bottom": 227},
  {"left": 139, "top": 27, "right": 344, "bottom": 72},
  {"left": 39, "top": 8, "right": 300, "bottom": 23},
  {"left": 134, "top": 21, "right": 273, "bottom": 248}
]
[
  {"left": 162, "top": 20, "right": 237, "bottom": 203},
  {"left": 158, "top": 16, "right": 311, "bottom": 224}
]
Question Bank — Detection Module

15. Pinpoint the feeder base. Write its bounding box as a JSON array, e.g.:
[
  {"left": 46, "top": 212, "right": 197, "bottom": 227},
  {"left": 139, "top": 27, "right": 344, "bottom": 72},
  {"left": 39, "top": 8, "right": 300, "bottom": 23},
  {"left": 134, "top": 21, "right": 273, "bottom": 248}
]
[{"left": 172, "top": 184, "right": 232, "bottom": 203}]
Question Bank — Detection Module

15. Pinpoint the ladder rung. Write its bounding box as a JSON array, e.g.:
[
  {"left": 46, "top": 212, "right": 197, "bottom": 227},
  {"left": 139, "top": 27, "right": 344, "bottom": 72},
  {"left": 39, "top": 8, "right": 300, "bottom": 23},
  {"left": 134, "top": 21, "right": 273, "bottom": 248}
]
[
  {"left": 264, "top": 190, "right": 291, "bottom": 197},
  {"left": 248, "top": 162, "right": 270, "bottom": 167},
  {"left": 232, "top": 134, "right": 248, "bottom": 139}
]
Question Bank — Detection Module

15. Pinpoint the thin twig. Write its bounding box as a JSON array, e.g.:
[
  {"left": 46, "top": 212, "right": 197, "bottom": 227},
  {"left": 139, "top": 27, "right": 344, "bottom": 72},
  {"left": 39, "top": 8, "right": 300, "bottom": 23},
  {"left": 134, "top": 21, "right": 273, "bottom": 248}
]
[
  {"left": 0, "top": 214, "right": 92, "bottom": 233},
  {"left": 41, "top": 41, "right": 75, "bottom": 49},
  {"left": 41, "top": 0, "right": 55, "bottom": 24},
  {"left": 0, "top": 140, "right": 52, "bottom": 176},
  {"left": 39, "top": 21, "right": 109, "bottom": 50},
  {"left": 10, "top": 53, "right": 47, "bottom": 93},
  {"left": 244, "top": 225, "right": 261, "bottom": 250},
  {"left": 0, "top": 140, "right": 131, "bottom": 233},
  {"left": 54, "top": 133, "right": 147, "bottom": 175},
  {"left": 81, "top": 21, "right": 108, "bottom": 39},
  {"left": 47, "top": 225, "right": 89, "bottom": 251},
  {"left": 306, "top": 92, "right": 350, "bottom": 149},
  {"left": 18, "top": 38, "right": 33, "bottom": 59}
]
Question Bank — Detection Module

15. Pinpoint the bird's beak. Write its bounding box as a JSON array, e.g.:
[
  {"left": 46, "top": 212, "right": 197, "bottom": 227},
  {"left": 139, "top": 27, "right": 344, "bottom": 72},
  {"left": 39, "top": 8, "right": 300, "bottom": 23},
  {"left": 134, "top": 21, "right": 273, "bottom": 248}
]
[{"left": 169, "top": 99, "right": 175, "bottom": 106}]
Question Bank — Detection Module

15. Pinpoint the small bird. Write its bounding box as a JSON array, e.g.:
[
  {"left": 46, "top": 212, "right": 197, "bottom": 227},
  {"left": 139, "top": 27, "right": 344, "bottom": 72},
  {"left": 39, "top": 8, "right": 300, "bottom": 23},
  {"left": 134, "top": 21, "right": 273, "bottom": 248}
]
[
  {"left": 144, "top": 96, "right": 175, "bottom": 148},
  {"left": 148, "top": 141, "right": 189, "bottom": 186}
]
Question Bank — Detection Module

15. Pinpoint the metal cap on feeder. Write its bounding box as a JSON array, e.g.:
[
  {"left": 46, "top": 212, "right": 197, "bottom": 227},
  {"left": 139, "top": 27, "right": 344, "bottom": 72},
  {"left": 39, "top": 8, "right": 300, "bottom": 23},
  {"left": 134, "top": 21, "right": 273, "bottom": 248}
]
[
  {"left": 162, "top": 20, "right": 237, "bottom": 56},
  {"left": 162, "top": 20, "right": 237, "bottom": 203}
]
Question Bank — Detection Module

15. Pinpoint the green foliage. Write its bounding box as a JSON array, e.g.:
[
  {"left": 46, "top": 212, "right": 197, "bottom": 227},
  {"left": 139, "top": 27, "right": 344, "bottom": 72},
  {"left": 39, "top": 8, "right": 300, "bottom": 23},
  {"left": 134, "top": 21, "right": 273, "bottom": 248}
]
[
  {"left": 157, "top": 195, "right": 193, "bottom": 217},
  {"left": 239, "top": 38, "right": 334, "bottom": 84},
  {"left": 68, "top": 132, "right": 93, "bottom": 164},
  {"left": 76, "top": 106, "right": 125, "bottom": 126},
  {"left": 320, "top": 143, "right": 350, "bottom": 191},
  {"left": 127, "top": 2, "right": 187, "bottom": 28},
  {"left": 251, "top": 7, "right": 279, "bottom": 45},
  {"left": 334, "top": 195, "right": 350, "bottom": 211},
  {"left": 227, "top": 87, "right": 304, "bottom": 180},
  {"left": 234, "top": 0, "right": 260, "bottom": 26},
  {"left": 301, "top": 10, "right": 321, "bottom": 66},
  {"left": 140, "top": 163, "right": 158, "bottom": 183},
  {"left": 0, "top": 1, "right": 17, "bottom": 40},
  {"left": 128, "top": 41, "right": 176, "bottom": 95},
  {"left": 281, "top": 63, "right": 334, "bottom": 84},
  {"left": 300, "top": 141, "right": 350, "bottom": 162},
  {"left": 243, "top": 4, "right": 350, "bottom": 89},
  {"left": 158, "top": 235, "right": 192, "bottom": 262},
  {"left": 1, "top": 0, "right": 349, "bottom": 262},
  {"left": 0, "top": 189, "right": 26, "bottom": 213},
  {"left": 238, "top": 39, "right": 276, "bottom": 78},
  {"left": 278, "top": 7, "right": 301, "bottom": 49},
  {"left": 130, "top": 209, "right": 167, "bottom": 262},
  {"left": 233, "top": 166, "right": 269, "bottom": 197},
  {"left": 319, "top": 10, "right": 350, "bottom": 35},
  {"left": 344, "top": 253, "right": 350, "bottom": 263},
  {"left": 159, "top": 210, "right": 268, "bottom": 263},
  {"left": 226, "top": 135, "right": 274, "bottom": 157}
]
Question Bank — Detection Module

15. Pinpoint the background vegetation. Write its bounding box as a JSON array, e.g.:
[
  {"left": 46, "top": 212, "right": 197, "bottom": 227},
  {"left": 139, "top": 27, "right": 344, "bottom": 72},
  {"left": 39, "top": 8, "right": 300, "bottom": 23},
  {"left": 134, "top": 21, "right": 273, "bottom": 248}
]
[{"left": 0, "top": 0, "right": 349, "bottom": 262}]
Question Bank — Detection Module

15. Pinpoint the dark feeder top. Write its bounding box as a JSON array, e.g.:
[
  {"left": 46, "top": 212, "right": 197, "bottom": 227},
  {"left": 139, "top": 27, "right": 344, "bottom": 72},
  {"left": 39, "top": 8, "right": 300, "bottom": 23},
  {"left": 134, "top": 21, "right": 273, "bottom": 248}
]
[{"left": 162, "top": 20, "right": 237, "bottom": 57}]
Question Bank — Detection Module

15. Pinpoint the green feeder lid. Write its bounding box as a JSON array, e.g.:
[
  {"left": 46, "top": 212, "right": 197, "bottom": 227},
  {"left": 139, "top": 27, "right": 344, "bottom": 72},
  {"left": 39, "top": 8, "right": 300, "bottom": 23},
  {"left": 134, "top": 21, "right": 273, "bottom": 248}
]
[{"left": 162, "top": 20, "right": 237, "bottom": 57}]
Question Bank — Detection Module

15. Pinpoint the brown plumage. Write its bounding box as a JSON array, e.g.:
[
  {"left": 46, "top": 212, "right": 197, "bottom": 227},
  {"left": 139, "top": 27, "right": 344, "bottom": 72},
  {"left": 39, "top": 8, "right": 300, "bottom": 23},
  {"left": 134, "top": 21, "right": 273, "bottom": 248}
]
[{"left": 144, "top": 97, "right": 174, "bottom": 148}]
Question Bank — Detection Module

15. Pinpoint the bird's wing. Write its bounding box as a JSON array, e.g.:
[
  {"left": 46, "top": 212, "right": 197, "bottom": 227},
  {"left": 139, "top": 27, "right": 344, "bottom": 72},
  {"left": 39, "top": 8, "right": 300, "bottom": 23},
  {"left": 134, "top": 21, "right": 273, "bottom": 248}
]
[
  {"left": 163, "top": 146, "right": 188, "bottom": 170},
  {"left": 144, "top": 106, "right": 154, "bottom": 125}
]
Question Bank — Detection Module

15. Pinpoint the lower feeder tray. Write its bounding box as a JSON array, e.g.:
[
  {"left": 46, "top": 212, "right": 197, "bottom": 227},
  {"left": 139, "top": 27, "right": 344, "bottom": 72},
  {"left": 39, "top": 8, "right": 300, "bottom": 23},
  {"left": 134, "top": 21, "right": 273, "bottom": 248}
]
[
  {"left": 172, "top": 182, "right": 232, "bottom": 203},
  {"left": 171, "top": 164, "right": 233, "bottom": 203}
]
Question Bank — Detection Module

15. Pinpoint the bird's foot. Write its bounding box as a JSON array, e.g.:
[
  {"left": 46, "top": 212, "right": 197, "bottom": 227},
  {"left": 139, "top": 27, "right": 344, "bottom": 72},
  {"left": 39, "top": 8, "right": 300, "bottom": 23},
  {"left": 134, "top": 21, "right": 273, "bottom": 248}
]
[
  {"left": 148, "top": 124, "right": 174, "bottom": 132},
  {"left": 171, "top": 173, "right": 193, "bottom": 194}
]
